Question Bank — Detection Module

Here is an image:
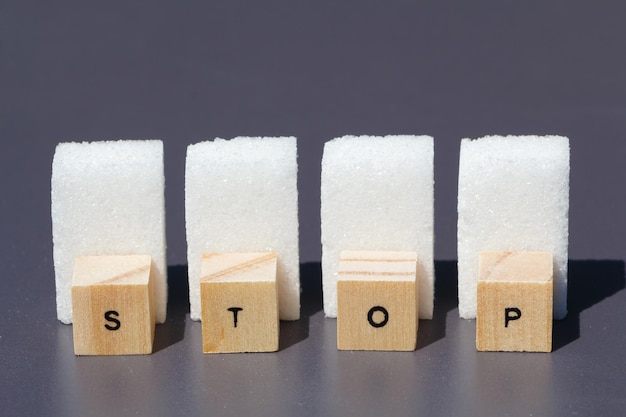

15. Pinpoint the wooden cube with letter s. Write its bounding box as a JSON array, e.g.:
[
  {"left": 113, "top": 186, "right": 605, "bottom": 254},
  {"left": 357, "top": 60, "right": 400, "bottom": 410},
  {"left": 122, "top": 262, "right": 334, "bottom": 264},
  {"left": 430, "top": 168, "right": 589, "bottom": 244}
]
[{"left": 71, "top": 255, "right": 156, "bottom": 355}]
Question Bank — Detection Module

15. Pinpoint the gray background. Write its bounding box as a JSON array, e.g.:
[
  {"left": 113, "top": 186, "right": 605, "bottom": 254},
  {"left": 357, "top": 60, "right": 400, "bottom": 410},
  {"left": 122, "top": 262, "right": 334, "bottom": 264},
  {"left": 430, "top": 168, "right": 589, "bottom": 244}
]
[{"left": 1, "top": 1, "right": 625, "bottom": 416}]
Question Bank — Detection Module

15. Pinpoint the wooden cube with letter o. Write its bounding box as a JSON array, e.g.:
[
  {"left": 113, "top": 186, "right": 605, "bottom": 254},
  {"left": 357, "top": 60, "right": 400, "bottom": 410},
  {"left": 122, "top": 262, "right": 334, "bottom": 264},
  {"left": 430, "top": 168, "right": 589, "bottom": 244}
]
[{"left": 337, "top": 251, "right": 418, "bottom": 351}]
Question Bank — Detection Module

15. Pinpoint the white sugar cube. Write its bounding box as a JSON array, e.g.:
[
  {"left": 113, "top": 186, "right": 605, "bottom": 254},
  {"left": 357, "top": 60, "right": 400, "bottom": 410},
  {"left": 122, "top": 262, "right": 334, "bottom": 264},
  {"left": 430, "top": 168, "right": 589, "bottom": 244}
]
[
  {"left": 457, "top": 136, "right": 570, "bottom": 319},
  {"left": 185, "top": 137, "right": 300, "bottom": 321},
  {"left": 321, "top": 135, "right": 434, "bottom": 319},
  {"left": 51, "top": 140, "right": 167, "bottom": 324}
]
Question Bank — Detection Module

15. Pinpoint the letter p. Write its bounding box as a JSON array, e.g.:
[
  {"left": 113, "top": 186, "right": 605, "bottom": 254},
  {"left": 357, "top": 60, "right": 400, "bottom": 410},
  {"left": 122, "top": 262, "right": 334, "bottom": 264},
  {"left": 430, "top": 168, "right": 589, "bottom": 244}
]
[{"left": 505, "top": 307, "right": 522, "bottom": 328}]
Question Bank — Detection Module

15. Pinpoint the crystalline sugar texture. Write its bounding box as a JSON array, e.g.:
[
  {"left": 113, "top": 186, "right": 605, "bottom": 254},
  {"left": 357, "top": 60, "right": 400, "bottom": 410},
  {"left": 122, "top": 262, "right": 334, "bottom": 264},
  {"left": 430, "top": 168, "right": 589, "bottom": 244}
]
[
  {"left": 185, "top": 137, "right": 300, "bottom": 321},
  {"left": 321, "top": 135, "right": 434, "bottom": 319},
  {"left": 51, "top": 140, "right": 167, "bottom": 324},
  {"left": 457, "top": 135, "right": 570, "bottom": 319}
]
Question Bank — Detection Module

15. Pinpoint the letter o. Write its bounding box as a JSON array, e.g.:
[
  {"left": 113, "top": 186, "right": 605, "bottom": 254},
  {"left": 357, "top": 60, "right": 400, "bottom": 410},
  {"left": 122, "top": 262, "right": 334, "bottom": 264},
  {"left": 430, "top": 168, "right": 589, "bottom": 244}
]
[{"left": 367, "top": 306, "right": 389, "bottom": 328}]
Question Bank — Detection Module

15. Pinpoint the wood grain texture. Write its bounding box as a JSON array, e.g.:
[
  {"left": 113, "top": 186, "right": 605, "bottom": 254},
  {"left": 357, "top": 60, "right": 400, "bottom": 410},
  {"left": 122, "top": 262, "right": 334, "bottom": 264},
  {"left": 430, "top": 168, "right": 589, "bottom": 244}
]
[
  {"left": 71, "top": 255, "right": 155, "bottom": 355},
  {"left": 477, "top": 251, "right": 553, "bottom": 352},
  {"left": 337, "top": 251, "right": 418, "bottom": 351},
  {"left": 200, "top": 253, "right": 279, "bottom": 353}
]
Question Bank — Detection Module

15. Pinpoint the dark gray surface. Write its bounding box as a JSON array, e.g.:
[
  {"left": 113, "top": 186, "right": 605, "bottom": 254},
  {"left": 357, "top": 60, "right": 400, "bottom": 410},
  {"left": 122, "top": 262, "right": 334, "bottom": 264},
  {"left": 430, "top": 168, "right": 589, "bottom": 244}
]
[{"left": 1, "top": 2, "right": 626, "bottom": 416}]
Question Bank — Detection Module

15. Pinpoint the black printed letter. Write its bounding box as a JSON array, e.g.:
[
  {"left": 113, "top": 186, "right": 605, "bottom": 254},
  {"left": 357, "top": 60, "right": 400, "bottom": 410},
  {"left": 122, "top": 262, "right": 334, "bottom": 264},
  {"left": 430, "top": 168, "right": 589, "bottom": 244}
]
[
  {"left": 504, "top": 307, "right": 522, "bottom": 328},
  {"left": 228, "top": 307, "right": 243, "bottom": 328},
  {"left": 104, "top": 310, "right": 121, "bottom": 330},
  {"left": 367, "top": 306, "right": 389, "bottom": 328}
]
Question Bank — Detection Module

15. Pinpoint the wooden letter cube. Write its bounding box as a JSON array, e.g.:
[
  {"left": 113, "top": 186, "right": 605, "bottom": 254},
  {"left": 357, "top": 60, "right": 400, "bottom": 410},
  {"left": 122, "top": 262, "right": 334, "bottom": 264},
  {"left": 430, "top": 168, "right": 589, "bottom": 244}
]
[
  {"left": 477, "top": 251, "right": 553, "bottom": 352},
  {"left": 200, "top": 253, "right": 279, "bottom": 353},
  {"left": 71, "top": 255, "right": 155, "bottom": 355},
  {"left": 337, "top": 251, "right": 418, "bottom": 351}
]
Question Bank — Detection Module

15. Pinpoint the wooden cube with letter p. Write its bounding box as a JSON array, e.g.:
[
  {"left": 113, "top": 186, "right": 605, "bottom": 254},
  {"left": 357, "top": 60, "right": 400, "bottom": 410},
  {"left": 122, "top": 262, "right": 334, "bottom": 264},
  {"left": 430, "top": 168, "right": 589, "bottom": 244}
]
[
  {"left": 71, "top": 255, "right": 156, "bottom": 355},
  {"left": 477, "top": 251, "right": 553, "bottom": 352},
  {"left": 337, "top": 251, "right": 418, "bottom": 351},
  {"left": 200, "top": 252, "right": 279, "bottom": 353}
]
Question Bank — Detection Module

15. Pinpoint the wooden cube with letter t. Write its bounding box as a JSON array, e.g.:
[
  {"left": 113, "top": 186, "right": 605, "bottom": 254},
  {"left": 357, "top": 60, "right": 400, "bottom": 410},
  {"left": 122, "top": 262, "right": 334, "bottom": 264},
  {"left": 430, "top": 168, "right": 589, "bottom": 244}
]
[
  {"left": 476, "top": 251, "right": 553, "bottom": 352},
  {"left": 71, "top": 255, "right": 156, "bottom": 355},
  {"left": 200, "top": 252, "right": 279, "bottom": 353},
  {"left": 337, "top": 251, "right": 418, "bottom": 351}
]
